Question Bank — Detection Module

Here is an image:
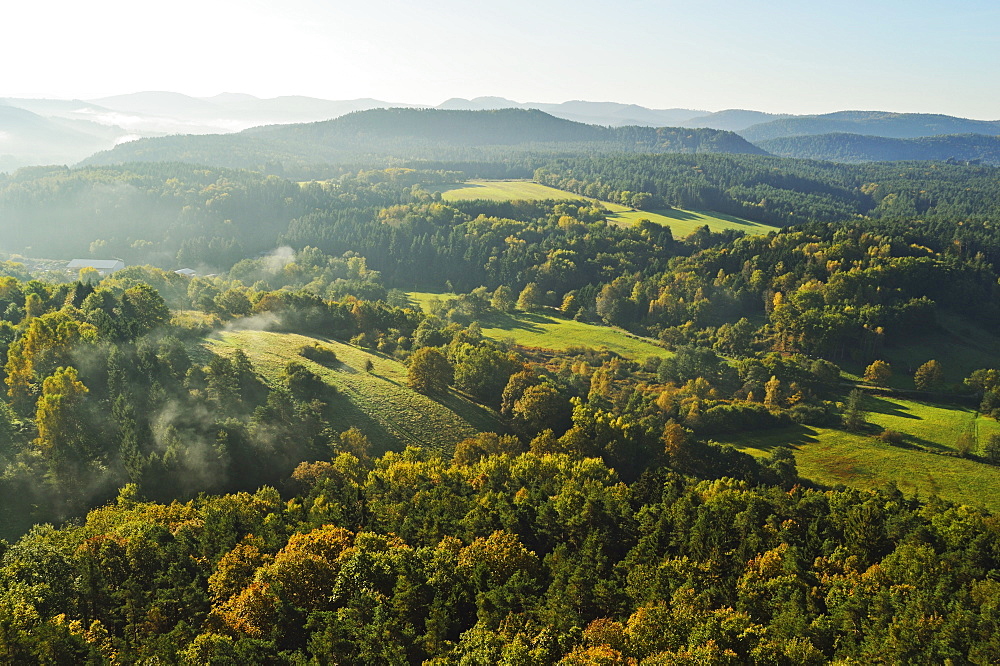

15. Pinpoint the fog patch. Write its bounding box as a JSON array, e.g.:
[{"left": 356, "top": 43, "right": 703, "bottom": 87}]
[
  {"left": 263, "top": 246, "right": 296, "bottom": 274},
  {"left": 223, "top": 311, "right": 282, "bottom": 332},
  {"left": 151, "top": 400, "right": 230, "bottom": 497}
]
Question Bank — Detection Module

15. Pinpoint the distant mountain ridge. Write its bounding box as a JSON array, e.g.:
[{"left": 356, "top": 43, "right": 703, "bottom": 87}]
[
  {"left": 2, "top": 91, "right": 1000, "bottom": 172},
  {"left": 741, "top": 111, "right": 1000, "bottom": 142},
  {"left": 82, "top": 107, "right": 768, "bottom": 175},
  {"left": 436, "top": 97, "right": 707, "bottom": 127},
  {"left": 757, "top": 132, "right": 1000, "bottom": 165}
]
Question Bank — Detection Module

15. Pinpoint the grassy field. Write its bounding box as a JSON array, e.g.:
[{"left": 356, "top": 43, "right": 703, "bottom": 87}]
[
  {"left": 728, "top": 425, "right": 1000, "bottom": 513},
  {"left": 598, "top": 201, "right": 777, "bottom": 237},
  {"left": 863, "top": 393, "right": 1000, "bottom": 453},
  {"left": 408, "top": 292, "right": 670, "bottom": 360},
  {"left": 724, "top": 392, "right": 1000, "bottom": 512},
  {"left": 200, "top": 330, "right": 504, "bottom": 455},
  {"left": 438, "top": 179, "right": 778, "bottom": 237}
]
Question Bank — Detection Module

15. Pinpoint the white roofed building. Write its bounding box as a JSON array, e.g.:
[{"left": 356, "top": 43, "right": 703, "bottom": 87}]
[{"left": 67, "top": 259, "right": 125, "bottom": 276}]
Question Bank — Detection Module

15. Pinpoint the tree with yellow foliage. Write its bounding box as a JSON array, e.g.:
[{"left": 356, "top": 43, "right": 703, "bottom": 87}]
[{"left": 863, "top": 360, "right": 892, "bottom": 386}]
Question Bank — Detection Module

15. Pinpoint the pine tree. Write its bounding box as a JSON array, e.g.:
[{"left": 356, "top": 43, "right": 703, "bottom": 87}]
[{"left": 842, "top": 389, "right": 867, "bottom": 431}]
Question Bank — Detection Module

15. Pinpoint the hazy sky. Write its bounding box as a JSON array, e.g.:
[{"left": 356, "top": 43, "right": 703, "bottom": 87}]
[{"left": 4, "top": 0, "right": 998, "bottom": 118}]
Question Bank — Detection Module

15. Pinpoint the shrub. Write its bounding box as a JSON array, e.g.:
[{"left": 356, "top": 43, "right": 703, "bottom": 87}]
[
  {"left": 878, "top": 429, "right": 905, "bottom": 445},
  {"left": 299, "top": 343, "right": 338, "bottom": 366}
]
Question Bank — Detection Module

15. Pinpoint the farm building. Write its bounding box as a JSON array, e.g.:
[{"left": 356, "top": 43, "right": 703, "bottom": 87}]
[
  {"left": 66, "top": 259, "right": 125, "bottom": 276},
  {"left": 174, "top": 268, "right": 197, "bottom": 277}
]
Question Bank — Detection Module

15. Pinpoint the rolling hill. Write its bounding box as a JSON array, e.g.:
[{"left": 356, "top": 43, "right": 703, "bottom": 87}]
[
  {"left": 80, "top": 108, "right": 768, "bottom": 173},
  {"left": 203, "top": 329, "right": 505, "bottom": 454},
  {"left": 741, "top": 110, "right": 1000, "bottom": 142}
]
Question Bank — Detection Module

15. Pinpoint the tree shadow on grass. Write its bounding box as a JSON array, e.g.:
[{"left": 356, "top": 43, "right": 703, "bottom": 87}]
[
  {"left": 729, "top": 424, "right": 820, "bottom": 453},
  {"left": 694, "top": 210, "right": 764, "bottom": 227},
  {"left": 655, "top": 209, "right": 702, "bottom": 222},
  {"left": 435, "top": 391, "right": 509, "bottom": 436},
  {"left": 903, "top": 435, "right": 952, "bottom": 453},
  {"left": 482, "top": 311, "right": 548, "bottom": 334},
  {"left": 864, "top": 394, "right": 921, "bottom": 419},
  {"left": 323, "top": 391, "right": 407, "bottom": 457}
]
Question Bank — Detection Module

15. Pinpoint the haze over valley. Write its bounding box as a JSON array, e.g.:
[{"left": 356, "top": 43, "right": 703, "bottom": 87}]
[{"left": 4, "top": 92, "right": 1000, "bottom": 173}]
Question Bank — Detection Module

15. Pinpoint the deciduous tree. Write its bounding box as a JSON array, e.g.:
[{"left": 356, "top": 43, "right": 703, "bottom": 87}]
[
  {"left": 407, "top": 347, "right": 453, "bottom": 394},
  {"left": 863, "top": 360, "right": 892, "bottom": 386},
  {"left": 914, "top": 359, "right": 944, "bottom": 391}
]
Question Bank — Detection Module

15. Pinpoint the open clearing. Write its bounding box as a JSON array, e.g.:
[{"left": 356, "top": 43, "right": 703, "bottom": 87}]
[
  {"left": 724, "top": 392, "right": 1000, "bottom": 512},
  {"left": 200, "top": 329, "right": 504, "bottom": 454},
  {"left": 438, "top": 179, "right": 778, "bottom": 237},
  {"left": 409, "top": 292, "right": 671, "bottom": 360},
  {"left": 863, "top": 393, "right": 1000, "bottom": 453}
]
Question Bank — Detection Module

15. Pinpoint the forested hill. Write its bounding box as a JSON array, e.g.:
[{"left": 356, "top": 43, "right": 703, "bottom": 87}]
[
  {"left": 741, "top": 110, "right": 1000, "bottom": 142},
  {"left": 80, "top": 108, "right": 766, "bottom": 176},
  {"left": 757, "top": 132, "right": 1000, "bottom": 165}
]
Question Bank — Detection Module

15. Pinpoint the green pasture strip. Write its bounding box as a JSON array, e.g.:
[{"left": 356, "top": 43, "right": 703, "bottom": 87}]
[
  {"left": 599, "top": 202, "right": 778, "bottom": 237},
  {"left": 439, "top": 179, "right": 777, "bottom": 236},
  {"left": 478, "top": 311, "right": 671, "bottom": 359},
  {"left": 407, "top": 292, "right": 670, "bottom": 360},
  {"left": 862, "top": 393, "right": 1000, "bottom": 454}
]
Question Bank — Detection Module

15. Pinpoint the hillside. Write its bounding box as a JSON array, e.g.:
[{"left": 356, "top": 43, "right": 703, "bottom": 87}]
[
  {"left": 741, "top": 110, "right": 1000, "bottom": 142},
  {"left": 727, "top": 391, "right": 1000, "bottom": 513},
  {"left": 80, "top": 108, "right": 767, "bottom": 174},
  {"left": 203, "top": 329, "right": 505, "bottom": 453}
]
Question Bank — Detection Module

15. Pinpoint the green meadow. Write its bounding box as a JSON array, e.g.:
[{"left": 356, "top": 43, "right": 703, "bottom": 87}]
[
  {"left": 200, "top": 330, "right": 504, "bottom": 454},
  {"left": 863, "top": 393, "right": 1000, "bottom": 453},
  {"left": 438, "top": 179, "right": 778, "bottom": 237},
  {"left": 597, "top": 201, "right": 778, "bottom": 237},
  {"left": 724, "top": 392, "right": 1000, "bottom": 512},
  {"left": 408, "top": 292, "right": 670, "bottom": 360}
]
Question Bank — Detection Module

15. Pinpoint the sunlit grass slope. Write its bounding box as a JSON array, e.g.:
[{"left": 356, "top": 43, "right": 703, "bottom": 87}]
[
  {"left": 409, "top": 292, "right": 670, "bottom": 360},
  {"left": 438, "top": 180, "right": 577, "bottom": 201},
  {"left": 201, "top": 329, "right": 504, "bottom": 454},
  {"left": 724, "top": 393, "right": 1000, "bottom": 512},
  {"left": 599, "top": 202, "right": 778, "bottom": 237},
  {"left": 438, "top": 179, "right": 778, "bottom": 237},
  {"left": 863, "top": 394, "right": 1000, "bottom": 453}
]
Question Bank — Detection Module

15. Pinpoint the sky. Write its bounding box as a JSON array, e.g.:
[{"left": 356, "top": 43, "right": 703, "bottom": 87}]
[{"left": 3, "top": 0, "right": 998, "bottom": 118}]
